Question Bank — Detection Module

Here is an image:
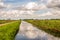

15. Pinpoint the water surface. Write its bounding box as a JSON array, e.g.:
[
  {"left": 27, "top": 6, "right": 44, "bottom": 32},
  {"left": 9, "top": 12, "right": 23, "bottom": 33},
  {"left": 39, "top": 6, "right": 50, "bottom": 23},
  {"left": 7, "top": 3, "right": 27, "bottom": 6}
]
[{"left": 15, "top": 21, "right": 60, "bottom": 40}]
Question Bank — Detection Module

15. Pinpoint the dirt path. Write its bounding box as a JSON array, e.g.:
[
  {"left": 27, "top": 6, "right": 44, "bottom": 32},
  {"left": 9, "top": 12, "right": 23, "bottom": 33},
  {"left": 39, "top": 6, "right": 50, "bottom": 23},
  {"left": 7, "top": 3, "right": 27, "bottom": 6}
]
[{"left": 15, "top": 21, "right": 60, "bottom": 40}]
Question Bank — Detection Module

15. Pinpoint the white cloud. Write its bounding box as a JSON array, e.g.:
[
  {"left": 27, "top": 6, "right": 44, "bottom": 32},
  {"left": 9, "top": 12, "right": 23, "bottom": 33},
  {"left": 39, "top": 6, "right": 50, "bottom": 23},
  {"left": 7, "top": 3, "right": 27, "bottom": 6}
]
[
  {"left": 14, "top": 2, "right": 47, "bottom": 11},
  {"left": 0, "top": 0, "right": 2, "bottom": 2},
  {"left": 1, "top": 0, "right": 60, "bottom": 19},
  {"left": 0, "top": 9, "right": 38, "bottom": 19},
  {"left": 46, "top": 0, "right": 60, "bottom": 19},
  {"left": 12, "top": 2, "right": 47, "bottom": 15},
  {"left": 47, "top": 0, "right": 60, "bottom": 8},
  {"left": 25, "top": 2, "right": 47, "bottom": 10},
  {"left": 25, "top": 2, "right": 38, "bottom": 9},
  {"left": 47, "top": 0, "right": 52, "bottom": 4},
  {"left": 38, "top": 4, "right": 47, "bottom": 10},
  {"left": 50, "top": 9, "right": 60, "bottom": 16},
  {"left": 0, "top": 2, "right": 48, "bottom": 19},
  {"left": 0, "top": 0, "right": 5, "bottom": 6},
  {"left": 38, "top": 11, "right": 52, "bottom": 16},
  {"left": 0, "top": 2, "right": 4, "bottom": 6},
  {"left": 0, "top": 1, "right": 5, "bottom": 9},
  {"left": 0, "top": 0, "right": 13, "bottom": 10}
]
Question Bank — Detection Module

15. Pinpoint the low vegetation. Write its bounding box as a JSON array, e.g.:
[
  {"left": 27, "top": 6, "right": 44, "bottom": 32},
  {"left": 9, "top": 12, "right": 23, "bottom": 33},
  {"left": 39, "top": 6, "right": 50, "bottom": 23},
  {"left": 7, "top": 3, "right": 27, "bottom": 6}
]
[
  {"left": 0, "top": 20, "right": 21, "bottom": 40},
  {"left": 25, "top": 19, "right": 60, "bottom": 37},
  {"left": 0, "top": 20, "right": 16, "bottom": 24}
]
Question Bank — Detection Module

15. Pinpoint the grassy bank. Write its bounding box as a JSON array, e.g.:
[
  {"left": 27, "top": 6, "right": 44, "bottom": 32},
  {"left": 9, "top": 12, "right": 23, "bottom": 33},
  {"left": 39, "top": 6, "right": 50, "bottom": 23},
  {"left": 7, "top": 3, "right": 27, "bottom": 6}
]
[
  {"left": 25, "top": 19, "right": 60, "bottom": 37},
  {"left": 0, "top": 20, "right": 21, "bottom": 40},
  {"left": 0, "top": 20, "right": 18, "bottom": 24}
]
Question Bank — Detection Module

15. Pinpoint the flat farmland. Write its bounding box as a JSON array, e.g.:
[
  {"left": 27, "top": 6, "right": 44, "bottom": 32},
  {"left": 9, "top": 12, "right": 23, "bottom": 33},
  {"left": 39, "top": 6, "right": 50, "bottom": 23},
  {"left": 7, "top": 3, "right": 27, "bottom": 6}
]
[
  {"left": 0, "top": 20, "right": 21, "bottom": 40},
  {"left": 25, "top": 19, "right": 60, "bottom": 37}
]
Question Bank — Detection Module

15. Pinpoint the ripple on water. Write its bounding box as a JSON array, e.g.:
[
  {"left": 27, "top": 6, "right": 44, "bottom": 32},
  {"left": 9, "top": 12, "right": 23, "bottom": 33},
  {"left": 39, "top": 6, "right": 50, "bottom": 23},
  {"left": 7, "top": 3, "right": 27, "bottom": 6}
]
[
  {"left": 15, "top": 33, "right": 48, "bottom": 40},
  {"left": 15, "top": 21, "right": 60, "bottom": 40}
]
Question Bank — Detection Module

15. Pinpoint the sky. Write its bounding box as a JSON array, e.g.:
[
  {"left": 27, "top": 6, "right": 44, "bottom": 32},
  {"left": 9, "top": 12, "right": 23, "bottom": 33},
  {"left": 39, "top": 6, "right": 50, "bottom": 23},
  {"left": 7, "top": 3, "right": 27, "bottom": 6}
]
[{"left": 0, "top": 0, "right": 60, "bottom": 19}]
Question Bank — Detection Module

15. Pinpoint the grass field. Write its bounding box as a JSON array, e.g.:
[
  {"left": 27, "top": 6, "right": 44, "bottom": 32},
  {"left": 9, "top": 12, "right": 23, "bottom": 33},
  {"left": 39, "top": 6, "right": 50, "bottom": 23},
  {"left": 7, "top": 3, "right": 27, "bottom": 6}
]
[
  {"left": 0, "top": 20, "right": 16, "bottom": 24},
  {"left": 0, "top": 20, "right": 21, "bottom": 40},
  {"left": 24, "top": 19, "right": 60, "bottom": 37}
]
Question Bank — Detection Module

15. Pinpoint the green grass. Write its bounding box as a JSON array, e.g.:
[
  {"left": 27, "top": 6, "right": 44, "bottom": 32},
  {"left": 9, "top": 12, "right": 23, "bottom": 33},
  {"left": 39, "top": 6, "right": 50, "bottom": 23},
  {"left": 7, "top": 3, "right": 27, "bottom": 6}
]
[
  {"left": 0, "top": 20, "right": 16, "bottom": 24},
  {"left": 25, "top": 19, "right": 60, "bottom": 37},
  {"left": 0, "top": 20, "right": 21, "bottom": 40}
]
